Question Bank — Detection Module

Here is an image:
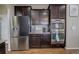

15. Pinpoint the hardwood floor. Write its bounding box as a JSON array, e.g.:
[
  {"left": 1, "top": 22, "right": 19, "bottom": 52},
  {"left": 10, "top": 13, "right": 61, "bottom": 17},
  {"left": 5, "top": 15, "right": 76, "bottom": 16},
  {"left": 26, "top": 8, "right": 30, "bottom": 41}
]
[{"left": 8, "top": 48, "right": 65, "bottom": 54}]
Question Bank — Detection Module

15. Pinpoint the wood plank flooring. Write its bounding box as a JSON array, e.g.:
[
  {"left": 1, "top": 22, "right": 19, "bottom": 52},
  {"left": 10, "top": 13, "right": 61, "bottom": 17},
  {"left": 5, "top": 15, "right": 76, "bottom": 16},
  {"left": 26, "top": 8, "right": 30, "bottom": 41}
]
[{"left": 8, "top": 48, "right": 65, "bottom": 54}]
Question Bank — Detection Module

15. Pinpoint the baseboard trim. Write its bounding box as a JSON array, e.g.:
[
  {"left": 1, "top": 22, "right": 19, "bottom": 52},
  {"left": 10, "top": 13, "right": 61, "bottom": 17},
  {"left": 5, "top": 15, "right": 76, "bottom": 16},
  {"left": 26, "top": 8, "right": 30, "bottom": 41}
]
[{"left": 65, "top": 47, "right": 79, "bottom": 50}]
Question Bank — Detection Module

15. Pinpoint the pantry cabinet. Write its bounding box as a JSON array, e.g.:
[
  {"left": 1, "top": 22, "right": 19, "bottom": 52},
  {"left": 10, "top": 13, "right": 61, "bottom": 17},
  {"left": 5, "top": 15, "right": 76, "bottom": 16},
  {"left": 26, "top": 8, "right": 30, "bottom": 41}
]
[{"left": 49, "top": 4, "right": 66, "bottom": 48}]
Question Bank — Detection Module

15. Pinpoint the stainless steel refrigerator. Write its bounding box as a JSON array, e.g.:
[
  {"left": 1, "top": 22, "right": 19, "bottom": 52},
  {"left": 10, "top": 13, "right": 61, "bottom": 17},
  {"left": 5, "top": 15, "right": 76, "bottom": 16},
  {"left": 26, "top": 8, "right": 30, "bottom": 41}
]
[{"left": 10, "top": 16, "right": 30, "bottom": 50}]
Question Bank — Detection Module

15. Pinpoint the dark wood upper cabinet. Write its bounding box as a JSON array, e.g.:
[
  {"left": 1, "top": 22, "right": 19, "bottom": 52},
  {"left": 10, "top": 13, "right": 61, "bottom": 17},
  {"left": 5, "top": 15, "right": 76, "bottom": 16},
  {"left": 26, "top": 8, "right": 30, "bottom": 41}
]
[
  {"left": 39, "top": 10, "right": 49, "bottom": 24},
  {"left": 50, "top": 4, "right": 66, "bottom": 19},
  {"left": 31, "top": 10, "right": 40, "bottom": 25},
  {"left": 14, "top": 6, "right": 31, "bottom": 16},
  {"left": 59, "top": 5, "right": 66, "bottom": 19},
  {"left": 31, "top": 9, "right": 49, "bottom": 25}
]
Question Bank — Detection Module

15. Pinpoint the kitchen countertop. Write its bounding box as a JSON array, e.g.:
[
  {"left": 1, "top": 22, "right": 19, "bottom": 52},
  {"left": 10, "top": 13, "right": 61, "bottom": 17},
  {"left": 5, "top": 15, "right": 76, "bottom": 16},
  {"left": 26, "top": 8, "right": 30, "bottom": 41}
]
[{"left": 29, "top": 32, "right": 50, "bottom": 34}]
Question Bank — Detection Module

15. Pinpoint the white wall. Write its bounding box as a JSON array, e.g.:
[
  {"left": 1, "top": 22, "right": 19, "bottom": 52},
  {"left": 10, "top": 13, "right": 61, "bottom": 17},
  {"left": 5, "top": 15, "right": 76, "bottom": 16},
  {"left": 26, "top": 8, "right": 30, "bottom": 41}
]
[
  {"left": 0, "top": 5, "right": 11, "bottom": 51},
  {"left": 0, "top": 5, "right": 14, "bottom": 51},
  {"left": 66, "top": 4, "right": 79, "bottom": 49}
]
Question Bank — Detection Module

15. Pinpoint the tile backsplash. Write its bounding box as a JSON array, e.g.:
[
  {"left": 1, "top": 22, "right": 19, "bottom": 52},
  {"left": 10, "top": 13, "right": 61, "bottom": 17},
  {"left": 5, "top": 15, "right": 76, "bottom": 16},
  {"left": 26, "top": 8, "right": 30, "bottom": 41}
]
[{"left": 31, "top": 25, "right": 48, "bottom": 33}]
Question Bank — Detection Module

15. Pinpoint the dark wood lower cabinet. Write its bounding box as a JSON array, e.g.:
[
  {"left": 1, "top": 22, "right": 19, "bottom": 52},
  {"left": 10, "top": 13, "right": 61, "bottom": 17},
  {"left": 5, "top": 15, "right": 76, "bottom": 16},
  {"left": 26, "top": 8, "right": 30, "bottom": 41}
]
[
  {"left": 29, "top": 34, "right": 41, "bottom": 48},
  {"left": 41, "top": 34, "right": 51, "bottom": 48},
  {"left": 51, "top": 44, "right": 64, "bottom": 48},
  {"left": 29, "top": 34, "right": 64, "bottom": 48},
  {"left": 29, "top": 34, "right": 51, "bottom": 48}
]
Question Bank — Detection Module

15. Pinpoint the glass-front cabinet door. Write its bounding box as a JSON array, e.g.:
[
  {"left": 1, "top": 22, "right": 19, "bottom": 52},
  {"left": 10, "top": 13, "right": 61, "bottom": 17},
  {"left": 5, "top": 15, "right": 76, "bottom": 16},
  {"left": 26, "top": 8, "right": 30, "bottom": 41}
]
[
  {"left": 50, "top": 19, "right": 65, "bottom": 43},
  {"left": 39, "top": 10, "right": 49, "bottom": 25},
  {"left": 31, "top": 10, "right": 40, "bottom": 25}
]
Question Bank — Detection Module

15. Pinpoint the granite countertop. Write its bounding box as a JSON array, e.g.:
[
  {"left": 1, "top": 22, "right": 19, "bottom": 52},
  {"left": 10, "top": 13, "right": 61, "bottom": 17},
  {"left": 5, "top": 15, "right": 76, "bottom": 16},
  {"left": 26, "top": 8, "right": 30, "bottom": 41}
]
[{"left": 0, "top": 40, "right": 6, "bottom": 44}]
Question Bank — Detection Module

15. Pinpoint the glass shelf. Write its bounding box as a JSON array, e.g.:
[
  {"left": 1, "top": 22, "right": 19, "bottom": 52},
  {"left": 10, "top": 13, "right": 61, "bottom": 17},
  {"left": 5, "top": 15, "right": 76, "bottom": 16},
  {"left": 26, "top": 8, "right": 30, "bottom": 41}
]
[
  {"left": 51, "top": 29, "right": 64, "bottom": 33},
  {"left": 51, "top": 33, "right": 64, "bottom": 40},
  {"left": 51, "top": 23, "right": 64, "bottom": 29}
]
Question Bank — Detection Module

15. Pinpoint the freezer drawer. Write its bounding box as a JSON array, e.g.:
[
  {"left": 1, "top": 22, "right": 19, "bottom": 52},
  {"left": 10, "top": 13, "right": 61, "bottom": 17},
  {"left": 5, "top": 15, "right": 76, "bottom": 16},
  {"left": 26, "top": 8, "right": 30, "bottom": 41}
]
[
  {"left": 18, "top": 37, "right": 29, "bottom": 50},
  {"left": 11, "top": 38, "right": 18, "bottom": 50},
  {"left": 11, "top": 36, "right": 29, "bottom": 50}
]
